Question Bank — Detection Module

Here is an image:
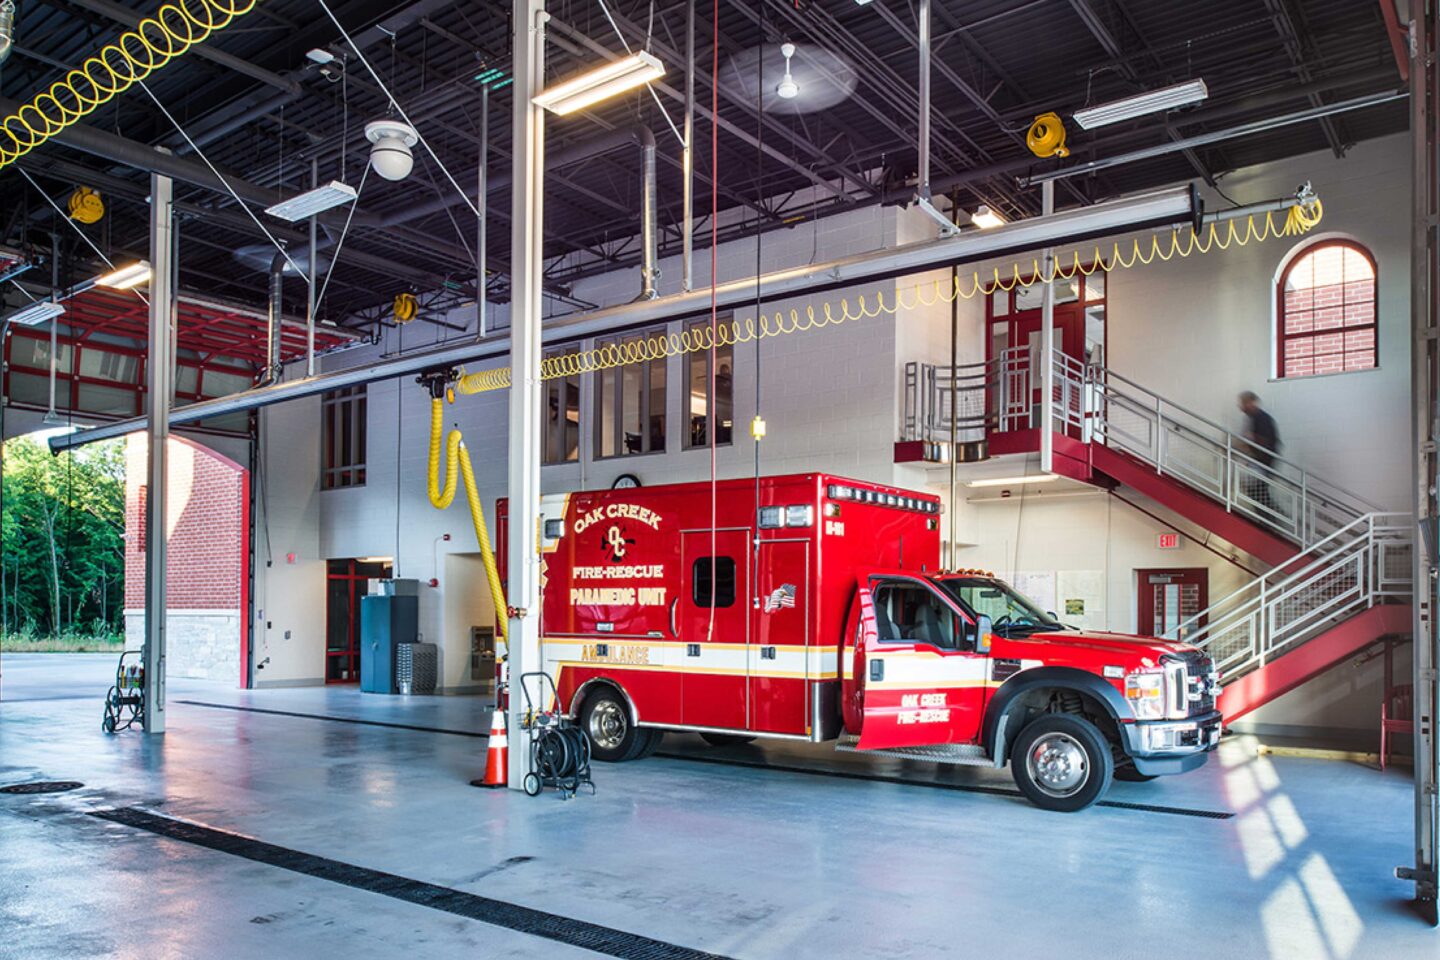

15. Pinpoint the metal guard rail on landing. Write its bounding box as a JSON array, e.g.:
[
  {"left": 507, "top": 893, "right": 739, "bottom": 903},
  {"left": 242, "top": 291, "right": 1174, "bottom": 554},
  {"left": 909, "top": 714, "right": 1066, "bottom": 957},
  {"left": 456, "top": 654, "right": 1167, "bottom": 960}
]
[
  {"left": 903, "top": 349, "right": 1382, "bottom": 553},
  {"left": 1171, "top": 511, "right": 1413, "bottom": 678}
]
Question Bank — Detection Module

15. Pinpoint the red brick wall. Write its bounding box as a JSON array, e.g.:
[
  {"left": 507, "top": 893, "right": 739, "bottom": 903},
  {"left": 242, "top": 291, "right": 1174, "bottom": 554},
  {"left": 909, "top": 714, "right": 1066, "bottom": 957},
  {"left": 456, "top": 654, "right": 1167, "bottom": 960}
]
[{"left": 124, "top": 436, "right": 247, "bottom": 610}]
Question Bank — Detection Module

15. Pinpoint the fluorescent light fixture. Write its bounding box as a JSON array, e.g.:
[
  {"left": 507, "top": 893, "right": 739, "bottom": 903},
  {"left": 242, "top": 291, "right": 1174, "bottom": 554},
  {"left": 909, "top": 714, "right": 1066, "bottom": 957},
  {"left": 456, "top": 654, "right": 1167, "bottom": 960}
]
[
  {"left": 356, "top": 556, "right": 394, "bottom": 564},
  {"left": 1073, "top": 79, "right": 1209, "bottom": 130},
  {"left": 265, "top": 181, "right": 358, "bottom": 221},
  {"left": 854, "top": 0, "right": 875, "bottom": 4},
  {"left": 306, "top": 48, "right": 335, "bottom": 65},
  {"left": 95, "top": 261, "right": 151, "bottom": 290},
  {"left": 533, "top": 51, "right": 665, "bottom": 116},
  {"left": 967, "top": 474, "right": 1059, "bottom": 488},
  {"left": 971, "top": 205, "right": 1006, "bottom": 229},
  {"left": 7, "top": 300, "right": 65, "bottom": 326}
]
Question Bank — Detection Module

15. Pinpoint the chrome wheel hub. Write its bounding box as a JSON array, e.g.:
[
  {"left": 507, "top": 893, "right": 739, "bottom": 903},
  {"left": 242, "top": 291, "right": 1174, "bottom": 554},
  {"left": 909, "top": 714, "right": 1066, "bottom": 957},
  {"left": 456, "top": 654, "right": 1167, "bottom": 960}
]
[
  {"left": 1026, "top": 732, "right": 1089, "bottom": 797},
  {"left": 588, "top": 700, "right": 627, "bottom": 749}
]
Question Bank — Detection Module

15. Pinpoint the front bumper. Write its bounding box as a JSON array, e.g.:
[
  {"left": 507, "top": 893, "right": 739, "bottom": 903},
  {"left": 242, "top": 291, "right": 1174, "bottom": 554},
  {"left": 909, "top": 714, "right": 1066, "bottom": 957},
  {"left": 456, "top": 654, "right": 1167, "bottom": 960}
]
[{"left": 1122, "top": 710, "right": 1223, "bottom": 777}]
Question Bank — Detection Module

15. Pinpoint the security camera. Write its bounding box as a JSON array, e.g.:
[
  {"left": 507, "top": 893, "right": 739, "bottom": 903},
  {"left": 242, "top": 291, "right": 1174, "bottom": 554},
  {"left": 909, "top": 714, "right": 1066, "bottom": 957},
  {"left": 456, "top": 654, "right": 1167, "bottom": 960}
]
[{"left": 365, "top": 119, "right": 419, "bottom": 182}]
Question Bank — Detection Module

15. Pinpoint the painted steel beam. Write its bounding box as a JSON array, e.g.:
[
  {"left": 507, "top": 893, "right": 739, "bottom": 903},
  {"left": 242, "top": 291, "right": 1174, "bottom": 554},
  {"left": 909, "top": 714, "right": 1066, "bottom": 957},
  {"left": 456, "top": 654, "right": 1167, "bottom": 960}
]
[{"left": 49, "top": 185, "right": 1197, "bottom": 453}]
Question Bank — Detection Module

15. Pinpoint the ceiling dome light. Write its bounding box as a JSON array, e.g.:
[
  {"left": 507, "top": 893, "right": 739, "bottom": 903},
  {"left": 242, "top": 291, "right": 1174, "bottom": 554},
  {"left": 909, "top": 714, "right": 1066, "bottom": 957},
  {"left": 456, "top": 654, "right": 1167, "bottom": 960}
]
[
  {"left": 775, "top": 42, "right": 799, "bottom": 100},
  {"left": 365, "top": 119, "right": 418, "bottom": 182}
]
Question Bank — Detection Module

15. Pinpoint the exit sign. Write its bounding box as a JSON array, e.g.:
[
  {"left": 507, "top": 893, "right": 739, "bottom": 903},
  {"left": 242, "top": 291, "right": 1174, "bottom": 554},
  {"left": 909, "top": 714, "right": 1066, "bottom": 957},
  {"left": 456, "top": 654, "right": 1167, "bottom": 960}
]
[{"left": 1157, "top": 532, "right": 1182, "bottom": 549}]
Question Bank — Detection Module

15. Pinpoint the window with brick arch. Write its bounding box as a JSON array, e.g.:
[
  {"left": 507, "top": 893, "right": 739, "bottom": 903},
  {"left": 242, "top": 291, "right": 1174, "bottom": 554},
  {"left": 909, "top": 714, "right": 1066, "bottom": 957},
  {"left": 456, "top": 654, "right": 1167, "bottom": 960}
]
[{"left": 1277, "top": 240, "right": 1378, "bottom": 379}]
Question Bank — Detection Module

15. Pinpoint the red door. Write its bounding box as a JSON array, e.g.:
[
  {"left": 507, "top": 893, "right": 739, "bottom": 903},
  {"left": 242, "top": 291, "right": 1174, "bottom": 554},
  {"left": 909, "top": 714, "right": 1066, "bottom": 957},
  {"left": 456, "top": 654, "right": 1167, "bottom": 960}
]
[
  {"left": 1011, "top": 303, "right": 1086, "bottom": 434},
  {"left": 1137, "top": 568, "right": 1208, "bottom": 642},
  {"left": 751, "top": 539, "right": 809, "bottom": 735},
  {"left": 679, "top": 529, "right": 750, "bottom": 730},
  {"left": 849, "top": 575, "right": 990, "bottom": 750}
]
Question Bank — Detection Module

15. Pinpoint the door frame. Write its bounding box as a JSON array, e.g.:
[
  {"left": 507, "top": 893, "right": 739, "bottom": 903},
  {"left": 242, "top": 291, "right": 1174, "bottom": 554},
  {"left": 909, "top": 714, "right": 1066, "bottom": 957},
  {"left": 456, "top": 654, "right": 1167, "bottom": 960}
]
[{"left": 1136, "top": 567, "right": 1209, "bottom": 641}]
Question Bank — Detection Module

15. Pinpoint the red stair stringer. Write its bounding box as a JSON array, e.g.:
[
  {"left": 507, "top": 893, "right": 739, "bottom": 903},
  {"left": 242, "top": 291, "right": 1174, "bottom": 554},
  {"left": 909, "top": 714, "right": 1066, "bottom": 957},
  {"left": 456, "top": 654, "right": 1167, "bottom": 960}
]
[
  {"left": 1218, "top": 604, "right": 1414, "bottom": 722},
  {"left": 1088, "top": 442, "right": 1298, "bottom": 566}
]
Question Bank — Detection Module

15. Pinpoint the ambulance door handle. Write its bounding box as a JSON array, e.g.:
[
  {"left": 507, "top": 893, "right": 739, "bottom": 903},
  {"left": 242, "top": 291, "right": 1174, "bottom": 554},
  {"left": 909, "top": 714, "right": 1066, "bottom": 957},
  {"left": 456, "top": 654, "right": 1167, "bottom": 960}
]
[
  {"left": 869, "top": 659, "right": 884, "bottom": 682},
  {"left": 669, "top": 597, "right": 679, "bottom": 638}
]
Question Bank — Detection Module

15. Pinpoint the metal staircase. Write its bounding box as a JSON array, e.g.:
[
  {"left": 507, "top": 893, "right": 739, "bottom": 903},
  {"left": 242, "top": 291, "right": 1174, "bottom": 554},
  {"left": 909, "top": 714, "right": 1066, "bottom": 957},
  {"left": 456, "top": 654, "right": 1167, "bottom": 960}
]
[
  {"left": 1173, "top": 512, "right": 1413, "bottom": 719},
  {"left": 902, "top": 352, "right": 1414, "bottom": 718},
  {"left": 904, "top": 348, "right": 1385, "bottom": 560}
]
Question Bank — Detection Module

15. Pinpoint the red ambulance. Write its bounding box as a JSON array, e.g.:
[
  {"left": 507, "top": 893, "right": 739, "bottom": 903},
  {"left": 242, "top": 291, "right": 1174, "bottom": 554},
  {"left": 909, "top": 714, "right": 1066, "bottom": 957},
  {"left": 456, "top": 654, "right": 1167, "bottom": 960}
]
[{"left": 498, "top": 473, "right": 1221, "bottom": 811}]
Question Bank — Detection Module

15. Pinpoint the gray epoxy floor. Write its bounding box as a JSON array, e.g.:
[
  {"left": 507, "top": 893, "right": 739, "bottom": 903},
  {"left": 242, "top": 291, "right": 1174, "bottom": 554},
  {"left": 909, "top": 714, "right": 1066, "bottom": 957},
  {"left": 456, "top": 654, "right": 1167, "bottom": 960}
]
[{"left": 0, "top": 653, "right": 1431, "bottom": 959}]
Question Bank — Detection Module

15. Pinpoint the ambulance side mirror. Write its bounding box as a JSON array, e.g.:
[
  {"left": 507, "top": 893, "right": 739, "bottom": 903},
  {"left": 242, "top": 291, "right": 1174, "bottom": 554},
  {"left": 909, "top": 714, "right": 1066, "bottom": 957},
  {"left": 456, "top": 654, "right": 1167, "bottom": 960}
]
[{"left": 974, "top": 615, "right": 993, "bottom": 655}]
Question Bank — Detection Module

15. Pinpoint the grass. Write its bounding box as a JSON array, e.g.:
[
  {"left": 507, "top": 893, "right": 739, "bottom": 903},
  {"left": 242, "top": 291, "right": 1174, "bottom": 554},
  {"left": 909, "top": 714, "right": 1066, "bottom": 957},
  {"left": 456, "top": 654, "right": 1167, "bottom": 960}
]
[{"left": 0, "top": 628, "right": 125, "bottom": 653}]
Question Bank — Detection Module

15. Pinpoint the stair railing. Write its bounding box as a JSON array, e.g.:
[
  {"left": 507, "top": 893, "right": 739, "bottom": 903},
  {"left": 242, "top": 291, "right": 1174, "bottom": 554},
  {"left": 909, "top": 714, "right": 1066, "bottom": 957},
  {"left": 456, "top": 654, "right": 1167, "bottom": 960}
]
[
  {"left": 1170, "top": 511, "right": 1413, "bottom": 678},
  {"left": 1074, "top": 364, "right": 1382, "bottom": 551},
  {"left": 904, "top": 350, "right": 1383, "bottom": 553}
]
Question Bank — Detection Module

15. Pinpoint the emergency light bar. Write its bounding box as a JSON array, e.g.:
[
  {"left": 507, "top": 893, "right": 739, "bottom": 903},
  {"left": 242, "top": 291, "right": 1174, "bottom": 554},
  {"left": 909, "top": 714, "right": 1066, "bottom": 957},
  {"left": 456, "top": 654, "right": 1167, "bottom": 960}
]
[{"left": 827, "top": 484, "right": 940, "bottom": 514}]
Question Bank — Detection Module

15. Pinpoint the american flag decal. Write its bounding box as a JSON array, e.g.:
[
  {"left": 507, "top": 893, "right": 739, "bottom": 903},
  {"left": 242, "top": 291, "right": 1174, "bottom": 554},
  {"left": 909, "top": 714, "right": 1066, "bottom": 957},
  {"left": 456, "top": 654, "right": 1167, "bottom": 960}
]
[{"left": 764, "top": 583, "right": 797, "bottom": 613}]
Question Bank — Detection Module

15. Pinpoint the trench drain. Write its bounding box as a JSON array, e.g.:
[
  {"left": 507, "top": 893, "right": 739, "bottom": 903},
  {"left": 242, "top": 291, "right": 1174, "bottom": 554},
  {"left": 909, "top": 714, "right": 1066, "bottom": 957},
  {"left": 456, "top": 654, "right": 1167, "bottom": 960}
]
[{"left": 0, "top": 781, "right": 84, "bottom": 795}]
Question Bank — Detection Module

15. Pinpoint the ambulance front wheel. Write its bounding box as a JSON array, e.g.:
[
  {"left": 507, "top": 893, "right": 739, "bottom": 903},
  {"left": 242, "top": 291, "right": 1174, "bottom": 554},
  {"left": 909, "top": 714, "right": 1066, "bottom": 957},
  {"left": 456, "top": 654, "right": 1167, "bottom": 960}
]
[
  {"left": 580, "top": 688, "right": 650, "bottom": 762},
  {"left": 1010, "top": 714, "right": 1114, "bottom": 812}
]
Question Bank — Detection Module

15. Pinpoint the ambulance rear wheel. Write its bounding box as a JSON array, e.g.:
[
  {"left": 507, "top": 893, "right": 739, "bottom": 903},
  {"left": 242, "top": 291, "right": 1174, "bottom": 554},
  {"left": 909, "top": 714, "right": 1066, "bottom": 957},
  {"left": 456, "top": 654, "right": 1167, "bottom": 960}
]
[
  {"left": 699, "top": 733, "right": 755, "bottom": 747},
  {"left": 1010, "top": 714, "right": 1114, "bottom": 812},
  {"left": 580, "top": 689, "right": 648, "bottom": 762}
]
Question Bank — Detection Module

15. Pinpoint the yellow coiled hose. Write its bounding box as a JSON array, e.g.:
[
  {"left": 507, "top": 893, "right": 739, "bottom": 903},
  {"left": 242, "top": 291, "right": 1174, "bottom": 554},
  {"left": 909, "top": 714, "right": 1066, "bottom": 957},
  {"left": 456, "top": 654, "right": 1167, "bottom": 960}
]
[
  {"left": 0, "top": 0, "right": 259, "bottom": 171},
  {"left": 452, "top": 199, "right": 1323, "bottom": 396},
  {"left": 427, "top": 397, "right": 507, "bottom": 641}
]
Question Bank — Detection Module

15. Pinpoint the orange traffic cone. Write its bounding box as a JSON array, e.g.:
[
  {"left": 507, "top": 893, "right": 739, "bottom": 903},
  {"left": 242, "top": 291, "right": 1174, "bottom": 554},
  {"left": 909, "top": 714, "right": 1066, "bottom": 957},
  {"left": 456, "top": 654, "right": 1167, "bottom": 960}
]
[{"left": 471, "top": 707, "right": 508, "bottom": 788}]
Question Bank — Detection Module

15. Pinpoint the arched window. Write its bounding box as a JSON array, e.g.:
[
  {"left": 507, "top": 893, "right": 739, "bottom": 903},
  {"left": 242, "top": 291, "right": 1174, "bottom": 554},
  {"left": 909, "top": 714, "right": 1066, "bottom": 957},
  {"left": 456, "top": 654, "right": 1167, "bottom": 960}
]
[{"left": 1277, "top": 240, "right": 1377, "bottom": 379}]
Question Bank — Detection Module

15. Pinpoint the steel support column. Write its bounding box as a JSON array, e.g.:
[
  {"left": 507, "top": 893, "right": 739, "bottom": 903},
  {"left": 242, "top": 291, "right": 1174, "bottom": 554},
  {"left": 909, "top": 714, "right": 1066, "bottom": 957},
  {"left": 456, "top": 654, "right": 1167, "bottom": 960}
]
[
  {"left": 143, "top": 167, "right": 174, "bottom": 734},
  {"left": 478, "top": 83, "right": 490, "bottom": 339},
  {"left": 1406, "top": 0, "right": 1440, "bottom": 925},
  {"left": 1039, "top": 180, "right": 1055, "bottom": 474},
  {"left": 506, "top": 0, "right": 545, "bottom": 791}
]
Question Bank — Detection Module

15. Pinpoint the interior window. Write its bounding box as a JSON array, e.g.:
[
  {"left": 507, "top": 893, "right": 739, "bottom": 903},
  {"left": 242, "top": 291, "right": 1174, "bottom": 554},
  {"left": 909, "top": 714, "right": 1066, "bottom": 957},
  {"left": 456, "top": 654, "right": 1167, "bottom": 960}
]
[
  {"left": 871, "top": 580, "right": 961, "bottom": 650},
  {"left": 693, "top": 556, "right": 736, "bottom": 608}
]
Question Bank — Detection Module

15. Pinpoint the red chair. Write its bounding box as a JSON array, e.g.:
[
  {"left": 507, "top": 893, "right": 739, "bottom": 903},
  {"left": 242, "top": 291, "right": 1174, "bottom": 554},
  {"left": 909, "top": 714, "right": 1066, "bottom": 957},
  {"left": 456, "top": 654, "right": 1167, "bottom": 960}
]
[{"left": 1381, "top": 682, "right": 1413, "bottom": 772}]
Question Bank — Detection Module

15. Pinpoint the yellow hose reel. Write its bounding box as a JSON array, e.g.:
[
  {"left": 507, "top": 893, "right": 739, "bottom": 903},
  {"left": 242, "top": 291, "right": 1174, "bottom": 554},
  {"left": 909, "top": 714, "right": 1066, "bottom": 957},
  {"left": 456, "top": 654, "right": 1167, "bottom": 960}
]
[
  {"left": 67, "top": 186, "right": 104, "bottom": 224},
  {"left": 393, "top": 291, "right": 418, "bottom": 323},
  {"left": 1026, "top": 112, "right": 1070, "bottom": 159}
]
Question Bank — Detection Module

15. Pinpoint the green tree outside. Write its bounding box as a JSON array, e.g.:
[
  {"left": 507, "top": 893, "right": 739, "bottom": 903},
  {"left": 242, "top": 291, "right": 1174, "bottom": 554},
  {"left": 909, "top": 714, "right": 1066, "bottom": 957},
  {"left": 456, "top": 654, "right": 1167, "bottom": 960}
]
[{"left": 1, "top": 434, "right": 126, "bottom": 651}]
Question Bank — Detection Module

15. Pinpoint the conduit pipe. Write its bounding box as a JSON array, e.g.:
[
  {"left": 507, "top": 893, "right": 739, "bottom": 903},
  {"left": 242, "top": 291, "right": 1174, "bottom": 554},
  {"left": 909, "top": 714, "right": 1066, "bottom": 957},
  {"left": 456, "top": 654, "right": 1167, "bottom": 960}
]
[
  {"left": 50, "top": 184, "right": 1199, "bottom": 452},
  {"left": 259, "top": 251, "right": 286, "bottom": 385},
  {"left": 637, "top": 125, "right": 659, "bottom": 301}
]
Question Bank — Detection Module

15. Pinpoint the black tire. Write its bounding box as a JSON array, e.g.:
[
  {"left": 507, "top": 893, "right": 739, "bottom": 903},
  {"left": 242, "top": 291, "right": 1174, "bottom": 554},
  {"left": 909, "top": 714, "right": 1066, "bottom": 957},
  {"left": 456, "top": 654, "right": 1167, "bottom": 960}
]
[
  {"left": 699, "top": 733, "right": 755, "bottom": 747},
  {"left": 1114, "top": 765, "right": 1158, "bottom": 783},
  {"left": 1010, "top": 714, "right": 1114, "bottom": 812},
  {"left": 636, "top": 729, "right": 663, "bottom": 758},
  {"left": 523, "top": 772, "right": 542, "bottom": 797},
  {"left": 579, "top": 688, "right": 649, "bottom": 762}
]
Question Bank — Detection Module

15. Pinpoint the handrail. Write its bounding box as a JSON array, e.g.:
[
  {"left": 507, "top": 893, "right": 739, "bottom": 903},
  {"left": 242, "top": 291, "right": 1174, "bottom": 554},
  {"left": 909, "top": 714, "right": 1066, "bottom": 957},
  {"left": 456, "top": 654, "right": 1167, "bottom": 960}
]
[
  {"left": 904, "top": 350, "right": 1386, "bottom": 552},
  {"left": 1094, "top": 364, "right": 1382, "bottom": 515},
  {"left": 1172, "top": 511, "right": 1412, "bottom": 677}
]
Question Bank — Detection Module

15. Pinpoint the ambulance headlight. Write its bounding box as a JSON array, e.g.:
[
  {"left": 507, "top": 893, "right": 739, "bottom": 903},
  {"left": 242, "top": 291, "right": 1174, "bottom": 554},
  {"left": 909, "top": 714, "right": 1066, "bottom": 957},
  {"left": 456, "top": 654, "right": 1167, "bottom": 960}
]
[
  {"left": 1124, "top": 668, "right": 1167, "bottom": 720},
  {"left": 785, "top": 505, "right": 813, "bottom": 527}
]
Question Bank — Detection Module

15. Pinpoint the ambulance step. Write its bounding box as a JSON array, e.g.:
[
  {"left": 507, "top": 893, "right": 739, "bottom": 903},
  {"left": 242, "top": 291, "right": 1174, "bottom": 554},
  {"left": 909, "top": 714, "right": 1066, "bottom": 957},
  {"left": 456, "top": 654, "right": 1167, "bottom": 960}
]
[{"left": 835, "top": 736, "right": 994, "bottom": 767}]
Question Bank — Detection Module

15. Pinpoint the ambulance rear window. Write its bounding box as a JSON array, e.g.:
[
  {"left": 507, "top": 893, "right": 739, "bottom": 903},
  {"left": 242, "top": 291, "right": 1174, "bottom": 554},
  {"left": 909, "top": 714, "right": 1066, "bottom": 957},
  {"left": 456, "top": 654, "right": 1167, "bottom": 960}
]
[{"left": 692, "top": 557, "right": 736, "bottom": 608}]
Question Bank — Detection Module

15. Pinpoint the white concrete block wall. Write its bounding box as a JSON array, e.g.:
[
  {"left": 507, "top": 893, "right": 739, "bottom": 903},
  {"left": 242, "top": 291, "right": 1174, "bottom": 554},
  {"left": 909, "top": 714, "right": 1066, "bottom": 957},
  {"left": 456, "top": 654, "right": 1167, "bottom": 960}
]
[{"left": 246, "top": 136, "right": 1412, "bottom": 739}]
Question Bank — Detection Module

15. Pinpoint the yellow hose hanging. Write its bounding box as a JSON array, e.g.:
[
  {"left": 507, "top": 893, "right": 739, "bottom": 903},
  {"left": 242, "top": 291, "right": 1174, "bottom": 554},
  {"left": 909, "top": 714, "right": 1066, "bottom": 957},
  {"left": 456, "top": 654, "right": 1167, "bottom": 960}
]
[
  {"left": 427, "top": 396, "right": 507, "bottom": 640},
  {"left": 452, "top": 197, "right": 1325, "bottom": 396},
  {"left": 0, "top": 0, "right": 259, "bottom": 171}
]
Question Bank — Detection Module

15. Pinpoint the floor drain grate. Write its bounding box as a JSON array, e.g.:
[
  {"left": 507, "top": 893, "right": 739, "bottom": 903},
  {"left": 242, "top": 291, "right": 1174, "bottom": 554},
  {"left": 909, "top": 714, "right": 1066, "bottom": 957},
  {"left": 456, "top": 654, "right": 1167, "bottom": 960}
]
[{"left": 0, "top": 781, "right": 84, "bottom": 795}]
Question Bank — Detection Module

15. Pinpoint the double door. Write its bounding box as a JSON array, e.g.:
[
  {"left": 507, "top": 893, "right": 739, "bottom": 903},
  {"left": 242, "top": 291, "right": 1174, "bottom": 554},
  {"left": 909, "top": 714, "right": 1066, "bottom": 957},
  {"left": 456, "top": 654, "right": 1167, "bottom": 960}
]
[{"left": 676, "top": 531, "right": 809, "bottom": 735}]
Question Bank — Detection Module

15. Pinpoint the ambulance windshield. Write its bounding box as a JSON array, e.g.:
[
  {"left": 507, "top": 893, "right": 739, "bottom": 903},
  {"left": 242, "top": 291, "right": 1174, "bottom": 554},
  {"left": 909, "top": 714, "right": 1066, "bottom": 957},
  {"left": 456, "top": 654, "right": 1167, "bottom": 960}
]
[{"left": 938, "top": 578, "right": 1064, "bottom": 637}]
